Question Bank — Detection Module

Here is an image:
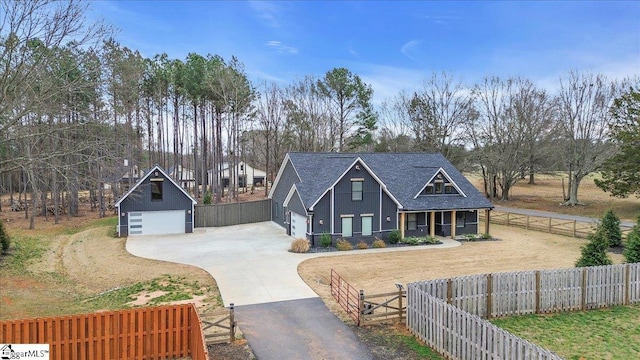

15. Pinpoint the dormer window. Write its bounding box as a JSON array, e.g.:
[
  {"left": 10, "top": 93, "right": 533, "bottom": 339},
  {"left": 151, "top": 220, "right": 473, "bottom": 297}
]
[{"left": 417, "top": 169, "right": 463, "bottom": 197}]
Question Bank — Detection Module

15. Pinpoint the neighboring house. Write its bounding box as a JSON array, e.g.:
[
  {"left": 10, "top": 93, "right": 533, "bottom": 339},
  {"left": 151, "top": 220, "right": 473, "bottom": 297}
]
[
  {"left": 102, "top": 165, "right": 144, "bottom": 192},
  {"left": 168, "top": 164, "right": 196, "bottom": 189},
  {"left": 269, "top": 152, "right": 494, "bottom": 245},
  {"left": 209, "top": 161, "right": 267, "bottom": 188},
  {"left": 115, "top": 165, "right": 197, "bottom": 237}
]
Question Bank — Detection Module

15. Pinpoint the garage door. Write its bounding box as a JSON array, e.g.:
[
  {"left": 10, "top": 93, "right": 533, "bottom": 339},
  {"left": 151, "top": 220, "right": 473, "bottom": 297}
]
[
  {"left": 290, "top": 212, "right": 307, "bottom": 238},
  {"left": 129, "top": 210, "right": 185, "bottom": 236}
]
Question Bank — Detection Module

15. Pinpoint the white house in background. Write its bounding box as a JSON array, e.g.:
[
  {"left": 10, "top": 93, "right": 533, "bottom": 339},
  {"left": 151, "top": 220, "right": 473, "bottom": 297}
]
[
  {"left": 168, "top": 165, "right": 196, "bottom": 189},
  {"left": 208, "top": 161, "right": 267, "bottom": 188}
]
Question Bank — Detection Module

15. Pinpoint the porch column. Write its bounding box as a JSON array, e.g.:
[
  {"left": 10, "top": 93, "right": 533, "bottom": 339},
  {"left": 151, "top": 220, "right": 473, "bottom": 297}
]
[
  {"left": 400, "top": 212, "right": 405, "bottom": 239},
  {"left": 430, "top": 211, "right": 435, "bottom": 237},
  {"left": 485, "top": 209, "right": 491, "bottom": 235},
  {"left": 451, "top": 210, "right": 457, "bottom": 239}
]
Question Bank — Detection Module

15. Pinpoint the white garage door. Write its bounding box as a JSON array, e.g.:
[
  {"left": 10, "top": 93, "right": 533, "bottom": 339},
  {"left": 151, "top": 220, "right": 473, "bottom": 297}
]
[
  {"left": 290, "top": 212, "right": 307, "bottom": 238},
  {"left": 129, "top": 210, "right": 185, "bottom": 236}
]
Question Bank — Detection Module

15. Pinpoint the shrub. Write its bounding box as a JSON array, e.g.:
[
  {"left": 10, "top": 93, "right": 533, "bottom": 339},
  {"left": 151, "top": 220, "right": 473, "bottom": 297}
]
[
  {"left": 463, "top": 233, "right": 477, "bottom": 241},
  {"left": 388, "top": 230, "right": 401, "bottom": 244},
  {"left": 601, "top": 209, "right": 622, "bottom": 247},
  {"left": 356, "top": 241, "right": 368, "bottom": 250},
  {"left": 335, "top": 238, "right": 353, "bottom": 251},
  {"left": 482, "top": 233, "right": 492, "bottom": 240},
  {"left": 575, "top": 228, "right": 613, "bottom": 267},
  {"left": 401, "top": 236, "right": 420, "bottom": 245},
  {"left": 203, "top": 191, "right": 212, "bottom": 205},
  {"left": 290, "top": 238, "right": 310, "bottom": 253},
  {"left": 319, "top": 233, "right": 332, "bottom": 248},
  {"left": 624, "top": 228, "right": 640, "bottom": 263},
  {"left": 425, "top": 235, "right": 439, "bottom": 244},
  {"left": 372, "top": 238, "right": 386, "bottom": 248},
  {"left": 0, "top": 221, "right": 9, "bottom": 254}
]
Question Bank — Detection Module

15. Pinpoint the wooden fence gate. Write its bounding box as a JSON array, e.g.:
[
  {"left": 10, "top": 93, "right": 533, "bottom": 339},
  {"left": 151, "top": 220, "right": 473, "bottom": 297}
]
[{"left": 200, "top": 304, "right": 236, "bottom": 345}]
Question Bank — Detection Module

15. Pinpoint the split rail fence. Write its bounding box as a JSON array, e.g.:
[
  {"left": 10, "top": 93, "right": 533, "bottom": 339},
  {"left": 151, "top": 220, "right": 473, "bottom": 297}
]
[
  {"left": 0, "top": 304, "right": 208, "bottom": 360},
  {"left": 407, "top": 263, "right": 640, "bottom": 360},
  {"left": 480, "top": 209, "right": 635, "bottom": 238}
]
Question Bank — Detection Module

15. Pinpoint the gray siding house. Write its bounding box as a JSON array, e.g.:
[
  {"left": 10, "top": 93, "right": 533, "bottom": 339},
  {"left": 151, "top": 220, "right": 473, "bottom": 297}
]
[
  {"left": 269, "top": 153, "right": 493, "bottom": 245},
  {"left": 116, "top": 165, "right": 197, "bottom": 237}
]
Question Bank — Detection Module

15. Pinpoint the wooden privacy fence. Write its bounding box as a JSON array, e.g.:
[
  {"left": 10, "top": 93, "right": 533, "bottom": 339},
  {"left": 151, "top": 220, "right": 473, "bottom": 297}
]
[
  {"left": 412, "top": 263, "right": 640, "bottom": 319},
  {"left": 0, "top": 304, "right": 208, "bottom": 360},
  {"left": 330, "top": 269, "right": 407, "bottom": 326},
  {"left": 481, "top": 210, "right": 635, "bottom": 238},
  {"left": 195, "top": 199, "right": 271, "bottom": 227},
  {"left": 407, "top": 287, "right": 562, "bottom": 360}
]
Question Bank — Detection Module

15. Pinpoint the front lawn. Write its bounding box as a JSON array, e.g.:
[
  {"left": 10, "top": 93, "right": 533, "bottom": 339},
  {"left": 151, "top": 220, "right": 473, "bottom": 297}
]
[{"left": 490, "top": 305, "right": 640, "bottom": 360}]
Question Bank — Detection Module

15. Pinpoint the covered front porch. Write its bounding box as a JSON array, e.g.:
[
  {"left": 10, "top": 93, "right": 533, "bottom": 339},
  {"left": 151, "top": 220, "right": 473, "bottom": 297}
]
[{"left": 398, "top": 209, "right": 492, "bottom": 239}]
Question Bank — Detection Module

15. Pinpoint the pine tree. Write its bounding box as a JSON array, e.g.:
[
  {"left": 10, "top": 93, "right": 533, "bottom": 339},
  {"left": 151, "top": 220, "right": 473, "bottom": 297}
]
[
  {"left": 0, "top": 221, "right": 10, "bottom": 255},
  {"left": 600, "top": 209, "right": 622, "bottom": 247},
  {"left": 575, "top": 227, "right": 613, "bottom": 267},
  {"left": 624, "top": 229, "right": 640, "bottom": 263},
  {"left": 624, "top": 213, "right": 640, "bottom": 263}
]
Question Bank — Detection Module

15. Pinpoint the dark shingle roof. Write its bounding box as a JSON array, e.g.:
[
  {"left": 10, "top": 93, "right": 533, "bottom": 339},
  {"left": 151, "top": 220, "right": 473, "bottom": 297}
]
[{"left": 287, "top": 152, "right": 493, "bottom": 211}]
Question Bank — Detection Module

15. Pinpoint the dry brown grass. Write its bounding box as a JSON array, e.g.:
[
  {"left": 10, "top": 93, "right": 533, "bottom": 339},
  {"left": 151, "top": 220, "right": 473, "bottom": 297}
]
[
  {"left": 467, "top": 173, "right": 640, "bottom": 222},
  {"left": 298, "top": 223, "right": 625, "bottom": 320}
]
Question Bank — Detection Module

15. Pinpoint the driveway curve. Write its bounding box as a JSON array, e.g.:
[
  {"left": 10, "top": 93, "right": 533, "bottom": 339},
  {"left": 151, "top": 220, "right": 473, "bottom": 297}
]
[
  {"left": 126, "top": 222, "right": 460, "bottom": 360},
  {"left": 126, "top": 221, "right": 460, "bottom": 307}
]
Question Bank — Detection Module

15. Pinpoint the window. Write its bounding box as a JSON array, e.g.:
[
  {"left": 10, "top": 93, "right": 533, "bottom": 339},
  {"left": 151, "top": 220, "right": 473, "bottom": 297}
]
[
  {"left": 274, "top": 201, "right": 279, "bottom": 218},
  {"left": 456, "top": 212, "right": 465, "bottom": 228},
  {"left": 351, "top": 180, "right": 363, "bottom": 201},
  {"left": 406, "top": 213, "right": 417, "bottom": 230},
  {"left": 150, "top": 179, "right": 163, "bottom": 201},
  {"left": 424, "top": 184, "right": 434, "bottom": 195},
  {"left": 435, "top": 181, "right": 443, "bottom": 194},
  {"left": 361, "top": 216, "right": 373, "bottom": 236},
  {"left": 445, "top": 184, "right": 453, "bottom": 194},
  {"left": 342, "top": 216, "right": 353, "bottom": 237}
]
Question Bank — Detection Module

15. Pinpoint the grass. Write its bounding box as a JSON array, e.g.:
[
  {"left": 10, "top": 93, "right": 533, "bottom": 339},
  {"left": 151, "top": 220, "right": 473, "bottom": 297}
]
[
  {"left": 490, "top": 304, "right": 640, "bottom": 359},
  {"left": 82, "top": 274, "right": 209, "bottom": 311},
  {"left": 400, "top": 334, "right": 444, "bottom": 359}
]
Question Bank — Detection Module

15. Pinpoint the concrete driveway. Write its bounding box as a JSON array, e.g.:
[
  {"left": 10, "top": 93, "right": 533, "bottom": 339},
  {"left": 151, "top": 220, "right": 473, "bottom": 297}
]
[{"left": 126, "top": 221, "right": 460, "bottom": 306}]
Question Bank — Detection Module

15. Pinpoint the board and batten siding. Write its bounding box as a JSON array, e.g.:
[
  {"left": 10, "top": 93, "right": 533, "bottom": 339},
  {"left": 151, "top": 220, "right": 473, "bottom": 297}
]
[
  {"left": 311, "top": 190, "right": 331, "bottom": 236},
  {"left": 271, "top": 159, "right": 301, "bottom": 229},
  {"left": 381, "top": 191, "right": 398, "bottom": 232},
  {"left": 333, "top": 161, "right": 381, "bottom": 240},
  {"left": 119, "top": 171, "right": 194, "bottom": 236}
]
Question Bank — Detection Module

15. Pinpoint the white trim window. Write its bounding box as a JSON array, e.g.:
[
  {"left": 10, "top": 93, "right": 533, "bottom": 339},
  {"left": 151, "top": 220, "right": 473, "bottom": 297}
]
[
  {"left": 341, "top": 215, "right": 353, "bottom": 237},
  {"left": 351, "top": 179, "right": 363, "bottom": 201},
  {"left": 361, "top": 215, "right": 373, "bottom": 236}
]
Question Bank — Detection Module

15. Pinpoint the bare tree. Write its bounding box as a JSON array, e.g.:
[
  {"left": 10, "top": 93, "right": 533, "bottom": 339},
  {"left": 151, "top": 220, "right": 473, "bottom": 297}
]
[
  {"left": 255, "top": 82, "right": 285, "bottom": 196},
  {"left": 557, "top": 72, "right": 621, "bottom": 206}
]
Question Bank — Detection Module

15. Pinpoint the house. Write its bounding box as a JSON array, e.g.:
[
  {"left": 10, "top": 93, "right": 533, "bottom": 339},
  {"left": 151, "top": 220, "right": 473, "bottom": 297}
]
[
  {"left": 209, "top": 161, "right": 267, "bottom": 188},
  {"left": 102, "top": 165, "right": 144, "bottom": 192},
  {"left": 168, "top": 164, "right": 196, "bottom": 189},
  {"left": 115, "top": 165, "right": 197, "bottom": 237},
  {"left": 269, "top": 152, "right": 494, "bottom": 245}
]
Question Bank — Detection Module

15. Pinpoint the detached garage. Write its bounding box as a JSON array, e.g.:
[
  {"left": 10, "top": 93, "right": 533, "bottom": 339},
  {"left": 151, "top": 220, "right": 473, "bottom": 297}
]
[{"left": 116, "top": 165, "right": 197, "bottom": 237}]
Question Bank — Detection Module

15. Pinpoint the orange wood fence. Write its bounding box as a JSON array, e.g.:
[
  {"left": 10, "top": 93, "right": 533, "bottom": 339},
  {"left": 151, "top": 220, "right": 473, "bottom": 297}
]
[{"left": 0, "top": 304, "right": 208, "bottom": 360}]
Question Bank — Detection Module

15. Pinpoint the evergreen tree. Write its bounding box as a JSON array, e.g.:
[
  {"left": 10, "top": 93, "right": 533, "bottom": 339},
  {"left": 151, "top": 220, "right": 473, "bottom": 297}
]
[
  {"left": 600, "top": 209, "right": 623, "bottom": 247},
  {"left": 575, "top": 227, "right": 613, "bottom": 267},
  {"left": 624, "top": 228, "right": 640, "bottom": 263},
  {"left": 0, "top": 221, "right": 10, "bottom": 255}
]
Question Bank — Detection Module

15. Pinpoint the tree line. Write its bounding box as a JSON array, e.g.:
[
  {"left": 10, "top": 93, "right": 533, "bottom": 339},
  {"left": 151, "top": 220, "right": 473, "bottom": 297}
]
[{"left": 1, "top": 0, "right": 638, "bottom": 229}]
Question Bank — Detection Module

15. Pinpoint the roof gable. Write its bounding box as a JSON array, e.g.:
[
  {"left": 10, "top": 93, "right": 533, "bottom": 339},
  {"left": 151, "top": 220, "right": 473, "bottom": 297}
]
[
  {"left": 115, "top": 165, "right": 197, "bottom": 207},
  {"left": 414, "top": 167, "right": 466, "bottom": 198},
  {"left": 283, "top": 152, "right": 493, "bottom": 212}
]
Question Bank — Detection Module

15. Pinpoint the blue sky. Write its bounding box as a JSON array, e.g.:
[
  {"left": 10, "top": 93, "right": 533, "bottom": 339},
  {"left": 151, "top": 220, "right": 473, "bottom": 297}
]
[{"left": 91, "top": 1, "right": 640, "bottom": 103}]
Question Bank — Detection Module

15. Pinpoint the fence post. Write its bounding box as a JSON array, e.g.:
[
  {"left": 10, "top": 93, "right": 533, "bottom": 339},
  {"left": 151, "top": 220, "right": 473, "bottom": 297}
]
[
  {"left": 548, "top": 217, "right": 552, "bottom": 233},
  {"left": 229, "top": 303, "right": 235, "bottom": 343},
  {"left": 581, "top": 268, "right": 588, "bottom": 311},
  {"left": 526, "top": 215, "right": 530, "bottom": 229},
  {"left": 535, "top": 271, "right": 541, "bottom": 314},
  {"left": 573, "top": 220, "right": 576, "bottom": 237},
  {"left": 506, "top": 212, "right": 510, "bottom": 225},
  {"left": 486, "top": 274, "right": 493, "bottom": 319},
  {"left": 447, "top": 279, "right": 452, "bottom": 304},
  {"left": 359, "top": 290, "right": 364, "bottom": 326},
  {"left": 625, "top": 264, "right": 631, "bottom": 306},
  {"left": 398, "top": 288, "right": 403, "bottom": 323}
]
